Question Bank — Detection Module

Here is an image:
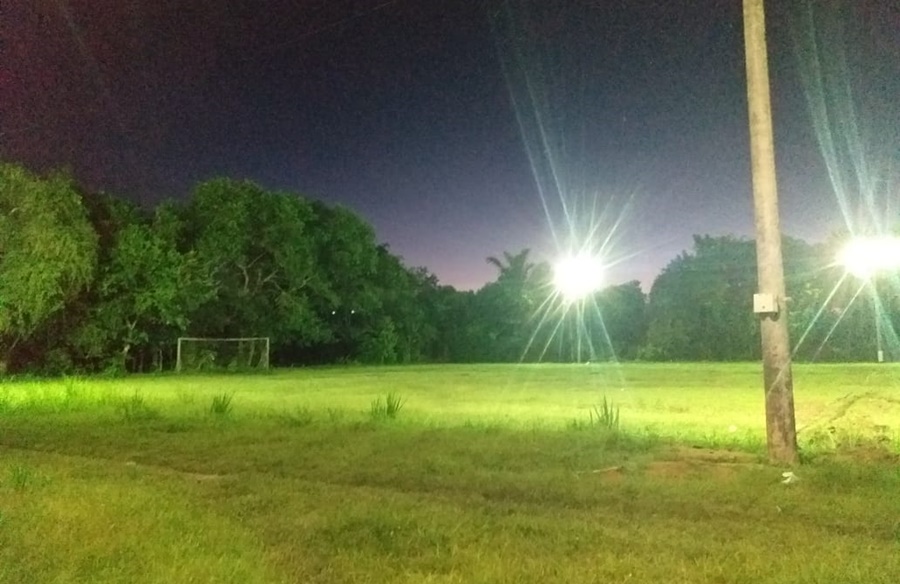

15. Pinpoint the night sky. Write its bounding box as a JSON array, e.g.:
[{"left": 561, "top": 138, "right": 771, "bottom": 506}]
[{"left": 2, "top": 0, "right": 898, "bottom": 290}]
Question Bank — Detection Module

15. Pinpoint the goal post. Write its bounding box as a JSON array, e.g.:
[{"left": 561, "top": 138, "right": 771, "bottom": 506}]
[{"left": 175, "top": 337, "right": 271, "bottom": 373}]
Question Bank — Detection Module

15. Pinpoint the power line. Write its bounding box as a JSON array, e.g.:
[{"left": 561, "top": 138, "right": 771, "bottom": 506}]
[{"left": 253, "top": 0, "right": 403, "bottom": 56}]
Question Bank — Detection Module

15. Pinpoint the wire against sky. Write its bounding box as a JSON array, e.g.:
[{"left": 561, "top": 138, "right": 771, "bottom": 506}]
[
  {"left": 792, "top": 0, "right": 900, "bottom": 237},
  {"left": 251, "top": 1, "right": 403, "bottom": 56}
]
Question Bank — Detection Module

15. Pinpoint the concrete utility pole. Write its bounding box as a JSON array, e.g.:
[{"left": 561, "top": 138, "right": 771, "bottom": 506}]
[{"left": 742, "top": 0, "right": 799, "bottom": 464}]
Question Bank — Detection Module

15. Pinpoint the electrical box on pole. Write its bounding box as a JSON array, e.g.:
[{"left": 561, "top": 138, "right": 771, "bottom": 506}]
[{"left": 752, "top": 293, "right": 778, "bottom": 315}]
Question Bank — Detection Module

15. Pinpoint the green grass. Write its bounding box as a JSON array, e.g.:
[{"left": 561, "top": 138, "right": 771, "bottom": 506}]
[
  {"left": 1, "top": 363, "right": 899, "bottom": 583},
  {"left": 370, "top": 392, "right": 406, "bottom": 421},
  {"left": 209, "top": 392, "right": 235, "bottom": 416}
]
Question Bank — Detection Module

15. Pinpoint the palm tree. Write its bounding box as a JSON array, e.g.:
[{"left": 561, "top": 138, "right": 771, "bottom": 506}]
[{"left": 486, "top": 249, "right": 535, "bottom": 286}]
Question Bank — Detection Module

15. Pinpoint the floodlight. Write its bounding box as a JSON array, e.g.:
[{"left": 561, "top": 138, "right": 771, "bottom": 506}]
[
  {"left": 837, "top": 235, "right": 900, "bottom": 364},
  {"left": 553, "top": 253, "right": 604, "bottom": 302},
  {"left": 838, "top": 236, "right": 900, "bottom": 279}
]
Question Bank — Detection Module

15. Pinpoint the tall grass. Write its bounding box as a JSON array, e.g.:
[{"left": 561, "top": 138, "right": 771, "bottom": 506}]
[
  {"left": 369, "top": 392, "right": 405, "bottom": 420},
  {"left": 119, "top": 392, "right": 160, "bottom": 422},
  {"left": 209, "top": 392, "right": 234, "bottom": 416},
  {"left": 6, "top": 464, "right": 40, "bottom": 491},
  {"left": 591, "top": 395, "right": 620, "bottom": 431}
]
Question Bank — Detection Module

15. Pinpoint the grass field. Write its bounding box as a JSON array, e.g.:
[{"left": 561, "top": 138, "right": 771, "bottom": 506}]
[{"left": 1, "top": 363, "right": 900, "bottom": 583}]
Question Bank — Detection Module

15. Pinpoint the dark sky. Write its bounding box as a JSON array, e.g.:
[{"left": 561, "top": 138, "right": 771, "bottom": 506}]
[{"left": 2, "top": 0, "right": 898, "bottom": 290}]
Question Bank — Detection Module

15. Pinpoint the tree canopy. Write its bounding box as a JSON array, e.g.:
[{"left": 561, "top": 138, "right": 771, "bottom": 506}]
[
  {"left": 0, "top": 165, "right": 97, "bottom": 372},
  {"left": 1, "top": 162, "right": 896, "bottom": 374}
]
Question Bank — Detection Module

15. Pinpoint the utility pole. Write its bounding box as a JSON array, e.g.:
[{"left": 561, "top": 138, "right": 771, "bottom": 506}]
[{"left": 742, "top": 0, "right": 799, "bottom": 464}]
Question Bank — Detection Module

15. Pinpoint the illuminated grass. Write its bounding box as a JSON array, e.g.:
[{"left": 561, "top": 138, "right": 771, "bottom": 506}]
[{"left": 1, "top": 364, "right": 900, "bottom": 583}]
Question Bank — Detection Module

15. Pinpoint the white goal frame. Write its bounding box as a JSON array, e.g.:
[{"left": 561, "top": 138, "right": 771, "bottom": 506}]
[{"left": 175, "top": 337, "right": 271, "bottom": 372}]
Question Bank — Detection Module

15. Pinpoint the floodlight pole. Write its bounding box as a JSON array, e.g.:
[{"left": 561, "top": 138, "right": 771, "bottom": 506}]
[
  {"left": 742, "top": 0, "right": 799, "bottom": 464},
  {"left": 875, "top": 297, "right": 884, "bottom": 363},
  {"left": 876, "top": 318, "right": 884, "bottom": 363}
]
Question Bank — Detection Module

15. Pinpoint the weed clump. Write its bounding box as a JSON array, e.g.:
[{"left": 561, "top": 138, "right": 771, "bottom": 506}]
[
  {"left": 210, "top": 393, "right": 234, "bottom": 416},
  {"left": 591, "top": 396, "right": 620, "bottom": 432},
  {"left": 119, "top": 392, "right": 160, "bottom": 422},
  {"left": 275, "top": 407, "right": 315, "bottom": 427},
  {"left": 6, "top": 465, "right": 45, "bottom": 491},
  {"left": 370, "top": 393, "right": 405, "bottom": 420}
]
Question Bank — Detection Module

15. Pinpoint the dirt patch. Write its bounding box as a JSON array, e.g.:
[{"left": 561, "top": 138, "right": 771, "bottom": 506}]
[
  {"left": 575, "top": 465, "right": 627, "bottom": 483},
  {"left": 641, "top": 447, "right": 765, "bottom": 481},
  {"left": 0, "top": 447, "right": 230, "bottom": 483},
  {"left": 818, "top": 445, "right": 900, "bottom": 465},
  {"left": 642, "top": 459, "right": 757, "bottom": 481},
  {"left": 665, "top": 446, "right": 762, "bottom": 464},
  {"left": 124, "top": 460, "right": 228, "bottom": 483},
  {"left": 577, "top": 448, "right": 765, "bottom": 484}
]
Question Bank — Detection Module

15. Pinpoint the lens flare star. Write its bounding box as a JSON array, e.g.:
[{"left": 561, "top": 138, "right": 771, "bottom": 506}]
[{"left": 553, "top": 253, "right": 605, "bottom": 304}]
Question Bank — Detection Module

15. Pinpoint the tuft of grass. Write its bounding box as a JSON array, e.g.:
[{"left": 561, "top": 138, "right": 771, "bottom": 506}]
[
  {"left": 370, "top": 392, "right": 405, "bottom": 420},
  {"left": 176, "top": 389, "right": 197, "bottom": 405},
  {"left": 369, "top": 397, "right": 386, "bottom": 420},
  {"left": 119, "top": 392, "right": 160, "bottom": 422},
  {"left": 0, "top": 391, "right": 12, "bottom": 414},
  {"left": 43, "top": 376, "right": 88, "bottom": 412},
  {"left": 567, "top": 417, "right": 586, "bottom": 431},
  {"left": 63, "top": 376, "right": 84, "bottom": 401},
  {"left": 209, "top": 392, "right": 234, "bottom": 416},
  {"left": 590, "top": 396, "right": 620, "bottom": 432},
  {"left": 7, "top": 464, "right": 40, "bottom": 491},
  {"left": 326, "top": 408, "right": 346, "bottom": 424},
  {"left": 275, "top": 407, "right": 315, "bottom": 427}
]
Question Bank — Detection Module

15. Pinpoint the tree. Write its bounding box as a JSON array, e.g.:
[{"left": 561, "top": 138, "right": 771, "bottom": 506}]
[
  {"left": 486, "top": 249, "right": 538, "bottom": 287},
  {"left": 595, "top": 281, "right": 647, "bottom": 360},
  {"left": 434, "top": 288, "right": 482, "bottom": 362},
  {"left": 183, "top": 179, "right": 327, "bottom": 349},
  {"left": 645, "top": 236, "right": 758, "bottom": 361},
  {"left": 642, "top": 233, "right": 881, "bottom": 362},
  {"left": 0, "top": 164, "right": 97, "bottom": 372},
  {"left": 409, "top": 267, "right": 458, "bottom": 362},
  {"left": 302, "top": 202, "right": 382, "bottom": 362},
  {"left": 73, "top": 203, "right": 212, "bottom": 372},
  {"left": 366, "top": 254, "right": 436, "bottom": 364},
  {"left": 475, "top": 249, "right": 550, "bottom": 361}
]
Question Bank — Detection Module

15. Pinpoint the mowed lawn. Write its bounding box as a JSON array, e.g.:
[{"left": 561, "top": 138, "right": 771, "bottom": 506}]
[{"left": 1, "top": 363, "right": 899, "bottom": 583}]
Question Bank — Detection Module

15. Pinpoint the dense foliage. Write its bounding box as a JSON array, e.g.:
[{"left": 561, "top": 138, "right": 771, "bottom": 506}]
[{"left": 1, "top": 163, "right": 897, "bottom": 374}]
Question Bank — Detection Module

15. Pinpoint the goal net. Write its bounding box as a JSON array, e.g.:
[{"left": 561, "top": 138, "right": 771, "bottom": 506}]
[{"left": 176, "top": 337, "right": 270, "bottom": 372}]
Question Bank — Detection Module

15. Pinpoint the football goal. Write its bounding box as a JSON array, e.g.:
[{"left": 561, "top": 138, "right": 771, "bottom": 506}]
[{"left": 175, "top": 337, "right": 270, "bottom": 372}]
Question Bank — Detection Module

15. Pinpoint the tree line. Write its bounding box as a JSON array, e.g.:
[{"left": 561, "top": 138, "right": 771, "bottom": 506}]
[{"left": 1, "top": 163, "right": 896, "bottom": 374}]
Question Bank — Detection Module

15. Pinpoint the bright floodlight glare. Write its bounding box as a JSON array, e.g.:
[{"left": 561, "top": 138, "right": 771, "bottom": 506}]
[
  {"left": 554, "top": 254, "right": 604, "bottom": 302},
  {"left": 838, "top": 236, "right": 900, "bottom": 279}
]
